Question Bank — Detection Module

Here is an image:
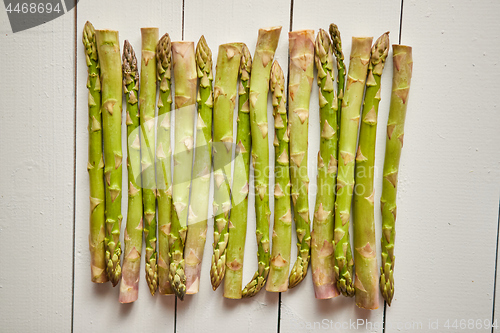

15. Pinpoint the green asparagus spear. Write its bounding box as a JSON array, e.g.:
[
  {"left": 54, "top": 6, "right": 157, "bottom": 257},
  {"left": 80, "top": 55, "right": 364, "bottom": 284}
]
[
  {"left": 379, "top": 44, "right": 413, "bottom": 306},
  {"left": 352, "top": 32, "right": 389, "bottom": 309},
  {"left": 242, "top": 26, "right": 282, "bottom": 298},
  {"left": 329, "top": 24, "right": 345, "bottom": 131},
  {"left": 184, "top": 35, "right": 213, "bottom": 294},
  {"left": 95, "top": 29, "right": 123, "bottom": 287},
  {"left": 169, "top": 41, "right": 197, "bottom": 300},
  {"left": 119, "top": 40, "right": 143, "bottom": 302},
  {"left": 224, "top": 44, "right": 252, "bottom": 299},
  {"left": 311, "top": 29, "right": 339, "bottom": 299},
  {"left": 266, "top": 60, "right": 292, "bottom": 293},
  {"left": 288, "top": 29, "right": 315, "bottom": 289},
  {"left": 83, "top": 22, "right": 107, "bottom": 284},
  {"left": 156, "top": 33, "right": 175, "bottom": 295},
  {"left": 139, "top": 28, "right": 159, "bottom": 296},
  {"left": 333, "top": 36, "right": 373, "bottom": 297},
  {"left": 211, "top": 43, "right": 243, "bottom": 291}
]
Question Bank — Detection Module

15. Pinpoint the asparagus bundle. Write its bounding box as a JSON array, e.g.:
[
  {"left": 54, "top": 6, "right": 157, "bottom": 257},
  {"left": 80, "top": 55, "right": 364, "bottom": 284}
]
[
  {"left": 139, "top": 28, "right": 159, "bottom": 296},
  {"left": 95, "top": 29, "right": 123, "bottom": 287},
  {"left": 352, "top": 32, "right": 390, "bottom": 310},
  {"left": 83, "top": 22, "right": 107, "bottom": 284},
  {"left": 184, "top": 36, "right": 213, "bottom": 294},
  {"left": 224, "top": 44, "right": 252, "bottom": 299},
  {"left": 329, "top": 24, "right": 345, "bottom": 127},
  {"left": 156, "top": 33, "right": 174, "bottom": 295},
  {"left": 242, "top": 26, "right": 282, "bottom": 298},
  {"left": 169, "top": 41, "right": 197, "bottom": 300},
  {"left": 211, "top": 43, "right": 243, "bottom": 290},
  {"left": 380, "top": 44, "right": 413, "bottom": 306},
  {"left": 288, "top": 29, "right": 315, "bottom": 289},
  {"left": 266, "top": 60, "right": 292, "bottom": 293},
  {"left": 119, "top": 41, "right": 143, "bottom": 303},
  {"left": 333, "top": 36, "right": 373, "bottom": 297},
  {"left": 311, "top": 29, "right": 339, "bottom": 299}
]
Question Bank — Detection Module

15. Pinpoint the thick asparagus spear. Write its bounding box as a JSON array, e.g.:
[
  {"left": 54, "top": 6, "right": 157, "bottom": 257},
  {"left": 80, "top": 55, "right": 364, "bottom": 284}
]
[
  {"left": 156, "top": 33, "right": 175, "bottom": 295},
  {"left": 211, "top": 42, "right": 243, "bottom": 291},
  {"left": 119, "top": 41, "right": 143, "bottom": 302},
  {"left": 170, "top": 41, "right": 197, "bottom": 300},
  {"left": 266, "top": 60, "right": 292, "bottom": 293},
  {"left": 242, "top": 26, "right": 281, "bottom": 298},
  {"left": 95, "top": 29, "right": 123, "bottom": 287},
  {"left": 288, "top": 29, "right": 315, "bottom": 289},
  {"left": 352, "top": 32, "right": 389, "bottom": 310},
  {"left": 224, "top": 44, "right": 252, "bottom": 299},
  {"left": 333, "top": 36, "right": 373, "bottom": 297},
  {"left": 380, "top": 44, "right": 413, "bottom": 306},
  {"left": 139, "top": 28, "right": 159, "bottom": 296},
  {"left": 311, "top": 29, "right": 339, "bottom": 299},
  {"left": 83, "top": 22, "right": 107, "bottom": 284},
  {"left": 184, "top": 35, "right": 213, "bottom": 294},
  {"left": 329, "top": 24, "right": 345, "bottom": 130}
]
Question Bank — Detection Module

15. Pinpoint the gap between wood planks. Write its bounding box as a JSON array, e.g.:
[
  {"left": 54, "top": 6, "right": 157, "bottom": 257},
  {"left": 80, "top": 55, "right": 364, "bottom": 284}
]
[{"left": 71, "top": 0, "right": 78, "bottom": 332}]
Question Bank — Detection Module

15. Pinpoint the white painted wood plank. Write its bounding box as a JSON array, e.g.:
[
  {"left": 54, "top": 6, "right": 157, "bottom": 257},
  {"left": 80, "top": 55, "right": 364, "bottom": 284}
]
[
  {"left": 280, "top": 1, "right": 401, "bottom": 332},
  {"left": 386, "top": 1, "right": 500, "bottom": 332},
  {"left": 177, "top": 1, "right": 291, "bottom": 332},
  {"left": 0, "top": 8, "right": 75, "bottom": 332},
  {"left": 74, "top": 1, "right": 182, "bottom": 332}
]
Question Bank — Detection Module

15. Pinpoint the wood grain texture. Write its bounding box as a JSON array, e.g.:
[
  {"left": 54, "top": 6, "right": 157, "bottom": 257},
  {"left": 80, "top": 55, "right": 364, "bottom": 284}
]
[
  {"left": 387, "top": 1, "right": 500, "bottom": 332},
  {"left": 280, "top": 1, "right": 400, "bottom": 332},
  {"left": 74, "top": 1, "right": 182, "bottom": 332},
  {"left": 176, "top": 1, "right": 290, "bottom": 332},
  {"left": 0, "top": 6, "right": 75, "bottom": 332},
  {"left": 1, "top": 0, "right": 500, "bottom": 332}
]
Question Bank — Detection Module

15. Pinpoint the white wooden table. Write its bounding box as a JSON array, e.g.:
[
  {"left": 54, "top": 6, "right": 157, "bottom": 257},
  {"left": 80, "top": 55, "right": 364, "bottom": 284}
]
[{"left": 1, "top": 0, "right": 499, "bottom": 332}]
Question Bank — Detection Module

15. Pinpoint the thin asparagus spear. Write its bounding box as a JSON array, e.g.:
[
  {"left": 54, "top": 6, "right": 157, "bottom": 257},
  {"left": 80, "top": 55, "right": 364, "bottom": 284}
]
[
  {"left": 288, "top": 29, "right": 315, "bottom": 289},
  {"left": 95, "top": 29, "right": 123, "bottom": 287},
  {"left": 139, "top": 27, "right": 159, "bottom": 296},
  {"left": 156, "top": 33, "right": 175, "bottom": 295},
  {"left": 119, "top": 41, "right": 143, "bottom": 302},
  {"left": 333, "top": 36, "right": 373, "bottom": 297},
  {"left": 329, "top": 23, "right": 345, "bottom": 132},
  {"left": 352, "top": 32, "right": 389, "bottom": 310},
  {"left": 184, "top": 35, "right": 213, "bottom": 294},
  {"left": 379, "top": 44, "right": 413, "bottom": 306},
  {"left": 266, "top": 60, "right": 292, "bottom": 293},
  {"left": 242, "top": 26, "right": 282, "bottom": 298},
  {"left": 224, "top": 44, "right": 252, "bottom": 299},
  {"left": 83, "top": 22, "right": 107, "bottom": 284},
  {"left": 170, "top": 41, "right": 197, "bottom": 300},
  {"left": 211, "top": 42, "right": 243, "bottom": 291},
  {"left": 311, "top": 29, "right": 339, "bottom": 299}
]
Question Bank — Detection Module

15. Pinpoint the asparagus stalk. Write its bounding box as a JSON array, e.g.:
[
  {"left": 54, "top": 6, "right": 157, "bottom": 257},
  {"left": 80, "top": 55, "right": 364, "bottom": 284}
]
[
  {"left": 184, "top": 35, "right": 213, "bottom": 294},
  {"left": 156, "top": 33, "right": 175, "bottom": 295},
  {"left": 311, "top": 29, "right": 339, "bottom": 299},
  {"left": 224, "top": 44, "right": 252, "bottom": 299},
  {"left": 266, "top": 60, "right": 292, "bottom": 292},
  {"left": 83, "top": 22, "right": 107, "bottom": 284},
  {"left": 329, "top": 23, "right": 345, "bottom": 130},
  {"left": 352, "top": 32, "right": 390, "bottom": 310},
  {"left": 170, "top": 41, "right": 197, "bottom": 300},
  {"left": 211, "top": 42, "right": 243, "bottom": 291},
  {"left": 288, "top": 29, "right": 315, "bottom": 289},
  {"left": 379, "top": 44, "right": 413, "bottom": 306},
  {"left": 95, "top": 29, "right": 123, "bottom": 287},
  {"left": 119, "top": 41, "right": 143, "bottom": 302},
  {"left": 242, "top": 26, "right": 282, "bottom": 298},
  {"left": 333, "top": 36, "right": 373, "bottom": 297},
  {"left": 139, "top": 28, "right": 159, "bottom": 296}
]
